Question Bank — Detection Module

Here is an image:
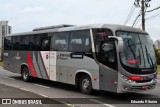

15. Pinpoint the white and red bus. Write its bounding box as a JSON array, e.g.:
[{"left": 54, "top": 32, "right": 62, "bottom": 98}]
[{"left": 3, "top": 24, "right": 157, "bottom": 94}]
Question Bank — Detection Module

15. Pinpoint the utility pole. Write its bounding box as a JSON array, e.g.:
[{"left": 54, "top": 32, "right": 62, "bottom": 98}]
[
  {"left": 134, "top": 0, "right": 151, "bottom": 31},
  {"left": 141, "top": 0, "right": 145, "bottom": 30}
]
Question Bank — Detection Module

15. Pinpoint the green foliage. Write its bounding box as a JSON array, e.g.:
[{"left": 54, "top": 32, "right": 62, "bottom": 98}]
[
  {"left": 0, "top": 61, "right": 3, "bottom": 67},
  {"left": 158, "top": 65, "right": 160, "bottom": 74},
  {"left": 155, "top": 49, "right": 160, "bottom": 65}
]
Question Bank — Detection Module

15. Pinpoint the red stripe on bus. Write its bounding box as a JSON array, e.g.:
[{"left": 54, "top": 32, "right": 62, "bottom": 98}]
[{"left": 28, "top": 52, "right": 37, "bottom": 77}]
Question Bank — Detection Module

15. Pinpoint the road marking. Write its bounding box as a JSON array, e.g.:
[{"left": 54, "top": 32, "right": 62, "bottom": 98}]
[
  {"left": 33, "top": 84, "right": 50, "bottom": 89},
  {"left": 59, "top": 101, "right": 75, "bottom": 107},
  {"left": 19, "top": 88, "right": 29, "bottom": 91},
  {"left": 3, "top": 76, "right": 15, "bottom": 80},
  {"left": 4, "top": 84, "right": 16, "bottom": 88},
  {"left": 1, "top": 83, "right": 74, "bottom": 107},
  {"left": 38, "top": 94, "right": 51, "bottom": 98},
  {"left": 90, "top": 99, "right": 115, "bottom": 107}
]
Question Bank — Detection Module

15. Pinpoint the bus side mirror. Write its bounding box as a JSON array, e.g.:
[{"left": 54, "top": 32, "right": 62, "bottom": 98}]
[{"left": 108, "top": 36, "right": 124, "bottom": 52}]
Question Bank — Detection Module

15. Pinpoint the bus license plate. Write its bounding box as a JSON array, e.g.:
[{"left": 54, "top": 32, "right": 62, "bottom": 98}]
[
  {"left": 147, "top": 74, "right": 154, "bottom": 79},
  {"left": 142, "top": 85, "right": 150, "bottom": 89}
]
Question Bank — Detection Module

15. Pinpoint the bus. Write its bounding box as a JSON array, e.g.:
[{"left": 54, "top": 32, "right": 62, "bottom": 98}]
[{"left": 3, "top": 24, "right": 157, "bottom": 94}]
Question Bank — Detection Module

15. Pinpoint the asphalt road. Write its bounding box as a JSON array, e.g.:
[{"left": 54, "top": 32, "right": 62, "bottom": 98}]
[
  {"left": 0, "top": 83, "right": 68, "bottom": 107},
  {"left": 0, "top": 67, "right": 160, "bottom": 107}
]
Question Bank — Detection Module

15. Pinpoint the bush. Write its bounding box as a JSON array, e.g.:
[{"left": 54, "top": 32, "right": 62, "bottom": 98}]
[{"left": 155, "top": 49, "right": 160, "bottom": 65}]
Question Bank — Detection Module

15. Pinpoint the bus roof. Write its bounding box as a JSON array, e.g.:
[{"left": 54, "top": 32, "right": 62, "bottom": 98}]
[{"left": 6, "top": 24, "right": 148, "bottom": 37}]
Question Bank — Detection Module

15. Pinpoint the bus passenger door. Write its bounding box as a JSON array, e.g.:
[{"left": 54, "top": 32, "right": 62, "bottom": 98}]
[
  {"left": 98, "top": 40, "right": 118, "bottom": 92},
  {"left": 59, "top": 66, "right": 68, "bottom": 83},
  {"left": 49, "top": 52, "right": 57, "bottom": 81},
  {"left": 39, "top": 36, "right": 50, "bottom": 80},
  {"left": 57, "top": 52, "right": 68, "bottom": 84},
  {"left": 51, "top": 32, "right": 70, "bottom": 83}
]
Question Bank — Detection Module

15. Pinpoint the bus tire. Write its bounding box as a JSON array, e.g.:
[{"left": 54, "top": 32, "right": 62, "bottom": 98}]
[
  {"left": 80, "top": 75, "right": 92, "bottom": 94},
  {"left": 22, "top": 67, "right": 30, "bottom": 82}
]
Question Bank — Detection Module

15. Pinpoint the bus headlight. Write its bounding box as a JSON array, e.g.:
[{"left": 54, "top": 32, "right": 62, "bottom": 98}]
[
  {"left": 121, "top": 75, "right": 135, "bottom": 84},
  {"left": 121, "top": 75, "right": 129, "bottom": 81}
]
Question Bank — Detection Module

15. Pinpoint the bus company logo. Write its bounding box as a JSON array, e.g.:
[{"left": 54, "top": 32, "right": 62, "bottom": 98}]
[
  {"left": 57, "top": 54, "right": 70, "bottom": 60},
  {"left": 2, "top": 99, "right": 11, "bottom": 104},
  {"left": 15, "top": 52, "right": 21, "bottom": 59}
]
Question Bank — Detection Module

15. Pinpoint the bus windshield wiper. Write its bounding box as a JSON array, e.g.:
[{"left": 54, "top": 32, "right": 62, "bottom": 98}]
[
  {"left": 127, "top": 39, "right": 136, "bottom": 59},
  {"left": 145, "top": 45, "right": 154, "bottom": 68},
  {"left": 126, "top": 39, "right": 140, "bottom": 67},
  {"left": 137, "top": 47, "right": 141, "bottom": 67}
]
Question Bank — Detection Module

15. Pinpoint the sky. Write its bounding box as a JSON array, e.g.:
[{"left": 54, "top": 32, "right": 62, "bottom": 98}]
[{"left": 0, "top": 0, "right": 160, "bottom": 42}]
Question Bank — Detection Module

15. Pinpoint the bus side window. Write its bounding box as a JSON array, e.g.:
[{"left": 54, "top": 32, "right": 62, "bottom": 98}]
[
  {"left": 99, "top": 40, "right": 117, "bottom": 70},
  {"left": 29, "top": 36, "right": 34, "bottom": 50},
  {"left": 69, "top": 30, "right": 91, "bottom": 52},
  {"left": 41, "top": 37, "right": 50, "bottom": 51},
  {"left": 4, "top": 37, "right": 12, "bottom": 50},
  {"left": 20, "top": 36, "right": 29, "bottom": 50},
  {"left": 33, "top": 36, "right": 41, "bottom": 51},
  {"left": 93, "top": 29, "right": 117, "bottom": 70},
  {"left": 52, "top": 32, "right": 69, "bottom": 51},
  {"left": 12, "top": 36, "right": 20, "bottom": 50}
]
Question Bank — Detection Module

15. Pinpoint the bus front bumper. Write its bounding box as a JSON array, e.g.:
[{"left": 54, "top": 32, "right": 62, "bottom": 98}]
[{"left": 119, "top": 78, "right": 157, "bottom": 93}]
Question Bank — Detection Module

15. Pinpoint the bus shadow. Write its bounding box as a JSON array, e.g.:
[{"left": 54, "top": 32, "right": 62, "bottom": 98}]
[
  {"left": 11, "top": 76, "right": 157, "bottom": 102},
  {"left": 91, "top": 91, "right": 159, "bottom": 104},
  {"left": 12, "top": 76, "right": 79, "bottom": 92}
]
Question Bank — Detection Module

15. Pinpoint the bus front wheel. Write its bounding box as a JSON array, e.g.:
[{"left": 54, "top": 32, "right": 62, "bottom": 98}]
[
  {"left": 22, "top": 67, "right": 30, "bottom": 82},
  {"left": 80, "top": 75, "right": 92, "bottom": 94}
]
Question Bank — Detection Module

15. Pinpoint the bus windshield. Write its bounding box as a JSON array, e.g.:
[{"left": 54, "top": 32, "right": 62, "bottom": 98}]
[{"left": 117, "top": 31, "right": 156, "bottom": 69}]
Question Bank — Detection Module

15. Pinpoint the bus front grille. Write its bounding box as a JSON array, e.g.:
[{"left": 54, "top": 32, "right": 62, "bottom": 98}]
[
  {"left": 136, "top": 79, "right": 152, "bottom": 83},
  {"left": 131, "top": 84, "right": 155, "bottom": 90}
]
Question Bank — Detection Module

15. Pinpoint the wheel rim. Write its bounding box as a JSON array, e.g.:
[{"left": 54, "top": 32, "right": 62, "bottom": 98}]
[
  {"left": 23, "top": 69, "right": 28, "bottom": 80},
  {"left": 82, "top": 79, "right": 90, "bottom": 91}
]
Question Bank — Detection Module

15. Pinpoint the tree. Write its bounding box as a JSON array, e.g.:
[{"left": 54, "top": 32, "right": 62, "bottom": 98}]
[{"left": 155, "top": 48, "right": 160, "bottom": 65}]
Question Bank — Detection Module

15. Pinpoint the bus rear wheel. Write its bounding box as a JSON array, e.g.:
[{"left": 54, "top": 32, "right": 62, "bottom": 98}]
[
  {"left": 22, "top": 67, "right": 30, "bottom": 82},
  {"left": 80, "top": 75, "right": 92, "bottom": 94}
]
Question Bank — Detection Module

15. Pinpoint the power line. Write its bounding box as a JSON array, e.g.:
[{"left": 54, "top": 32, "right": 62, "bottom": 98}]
[
  {"left": 146, "top": 5, "right": 160, "bottom": 13},
  {"left": 132, "top": 7, "right": 147, "bottom": 27},
  {"left": 134, "top": 16, "right": 141, "bottom": 26},
  {"left": 124, "top": 4, "right": 135, "bottom": 25},
  {"left": 146, "top": 13, "right": 160, "bottom": 21},
  {"left": 136, "top": 12, "right": 160, "bottom": 28},
  {"left": 132, "top": 12, "right": 141, "bottom": 27}
]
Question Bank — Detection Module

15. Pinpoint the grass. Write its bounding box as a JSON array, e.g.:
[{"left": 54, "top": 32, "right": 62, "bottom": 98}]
[
  {"left": 0, "top": 60, "right": 3, "bottom": 67},
  {"left": 158, "top": 65, "right": 160, "bottom": 74}
]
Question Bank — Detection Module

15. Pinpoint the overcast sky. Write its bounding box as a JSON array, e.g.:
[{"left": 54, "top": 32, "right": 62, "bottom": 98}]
[{"left": 0, "top": 0, "right": 160, "bottom": 41}]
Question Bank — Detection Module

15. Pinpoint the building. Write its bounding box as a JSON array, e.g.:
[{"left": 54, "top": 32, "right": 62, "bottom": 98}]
[
  {"left": 155, "top": 40, "right": 160, "bottom": 49},
  {"left": 0, "top": 21, "right": 12, "bottom": 59}
]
